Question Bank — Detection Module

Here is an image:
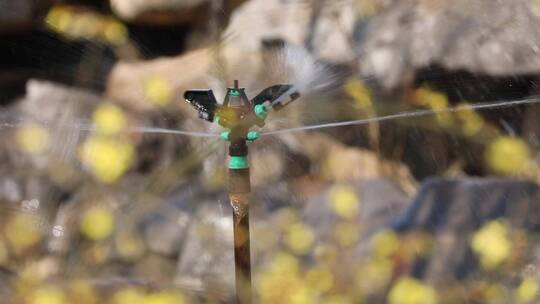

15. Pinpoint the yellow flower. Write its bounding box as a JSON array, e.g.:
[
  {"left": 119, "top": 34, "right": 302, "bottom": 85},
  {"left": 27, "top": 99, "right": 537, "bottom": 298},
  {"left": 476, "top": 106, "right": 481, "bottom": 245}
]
[
  {"left": 16, "top": 124, "right": 50, "bottom": 154},
  {"left": 45, "top": 6, "right": 73, "bottom": 33},
  {"left": 515, "top": 277, "right": 539, "bottom": 303},
  {"left": 81, "top": 136, "right": 134, "bottom": 183},
  {"left": 80, "top": 206, "right": 115, "bottom": 241},
  {"left": 388, "top": 277, "right": 438, "bottom": 304},
  {"left": 485, "top": 137, "right": 530, "bottom": 175},
  {"left": 356, "top": 257, "right": 393, "bottom": 292},
  {"left": 333, "top": 221, "right": 360, "bottom": 247},
  {"left": 68, "top": 280, "right": 98, "bottom": 304},
  {"left": 413, "top": 88, "right": 446, "bottom": 107},
  {"left": 371, "top": 229, "right": 399, "bottom": 258},
  {"left": 305, "top": 266, "right": 334, "bottom": 294},
  {"left": 30, "top": 286, "right": 66, "bottom": 304},
  {"left": 0, "top": 239, "right": 7, "bottom": 265},
  {"left": 345, "top": 79, "right": 372, "bottom": 110},
  {"left": 471, "top": 220, "right": 511, "bottom": 269},
  {"left": 285, "top": 223, "right": 315, "bottom": 255},
  {"left": 115, "top": 231, "right": 145, "bottom": 260},
  {"left": 322, "top": 294, "right": 353, "bottom": 304},
  {"left": 258, "top": 254, "right": 316, "bottom": 304},
  {"left": 456, "top": 102, "right": 484, "bottom": 137},
  {"left": 103, "top": 19, "right": 128, "bottom": 45},
  {"left": 328, "top": 185, "right": 360, "bottom": 219},
  {"left": 92, "top": 103, "right": 127, "bottom": 136},
  {"left": 267, "top": 252, "right": 301, "bottom": 276},
  {"left": 144, "top": 291, "right": 186, "bottom": 304},
  {"left": 413, "top": 87, "right": 452, "bottom": 127},
  {"left": 276, "top": 208, "right": 300, "bottom": 231},
  {"left": 144, "top": 76, "right": 172, "bottom": 106},
  {"left": 111, "top": 288, "right": 146, "bottom": 304},
  {"left": 5, "top": 214, "right": 42, "bottom": 254},
  {"left": 314, "top": 244, "right": 338, "bottom": 266}
]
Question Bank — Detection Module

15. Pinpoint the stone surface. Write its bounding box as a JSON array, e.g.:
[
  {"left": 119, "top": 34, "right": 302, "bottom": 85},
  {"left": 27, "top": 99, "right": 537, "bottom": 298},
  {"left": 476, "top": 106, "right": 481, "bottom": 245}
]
[
  {"left": 110, "top": 0, "right": 208, "bottom": 21},
  {"left": 358, "top": 0, "right": 540, "bottom": 89},
  {"left": 224, "top": 0, "right": 356, "bottom": 63},
  {"left": 390, "top": 178, "right": 540, "bottom": 286}
]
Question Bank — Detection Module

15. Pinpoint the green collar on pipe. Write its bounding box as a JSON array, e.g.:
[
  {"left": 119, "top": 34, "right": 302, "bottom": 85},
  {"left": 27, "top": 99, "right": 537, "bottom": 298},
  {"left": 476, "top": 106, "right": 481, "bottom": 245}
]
[{"left": 229, "top": 156, "right": 249, "bottom": 169}]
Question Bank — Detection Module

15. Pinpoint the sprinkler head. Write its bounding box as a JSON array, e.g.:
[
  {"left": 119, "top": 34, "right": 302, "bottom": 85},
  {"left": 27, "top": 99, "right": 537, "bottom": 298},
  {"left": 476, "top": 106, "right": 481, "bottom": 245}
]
[{"left": 183, "top": 81, "right": 301, "bottom": 136}]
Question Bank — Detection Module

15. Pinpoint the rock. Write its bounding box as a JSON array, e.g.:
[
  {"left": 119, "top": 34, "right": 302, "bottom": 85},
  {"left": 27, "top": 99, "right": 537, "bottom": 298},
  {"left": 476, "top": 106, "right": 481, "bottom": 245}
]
[
  {"left": 358, "top": 0, "right": 540, "bottom": 89},
  {"left": 303, "top": 178, "right": 411, "bottom": 240},
  {"left": 110, "top": 0, "right": 244, "bottom": 25},
  {"left": 175, "top": 199, "right": 235, "bottom": 301},
  {"left": 140, "top": 190, "right": 195, "bottom": 257},
  {"left": 390, "top": 178, "right": 540, "bottom": 286},
  {"left": 224, "top": 0, "right": 356, "bottom": 63},
  {"left": 110, "top": 0, "right": 207, "bottom": 22},
  {"left": 5, "top": 80, "right": 99, "bottom": 172}
]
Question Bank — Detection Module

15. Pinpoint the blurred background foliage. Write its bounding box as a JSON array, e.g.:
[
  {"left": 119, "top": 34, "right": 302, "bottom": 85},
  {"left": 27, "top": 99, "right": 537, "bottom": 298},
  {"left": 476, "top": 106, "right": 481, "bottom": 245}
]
[{"left": 2, "top": 0, "right": 540, "bottom": 303}]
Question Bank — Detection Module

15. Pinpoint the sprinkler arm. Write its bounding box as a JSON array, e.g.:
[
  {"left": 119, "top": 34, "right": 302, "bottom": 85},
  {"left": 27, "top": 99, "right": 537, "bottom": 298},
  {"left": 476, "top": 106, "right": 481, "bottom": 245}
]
[
  {"left": 250, "top": 84, "right": 300, "bottom": 110},
  {"left": 184, "top": 84, "right": 300, "bottom": 127}
]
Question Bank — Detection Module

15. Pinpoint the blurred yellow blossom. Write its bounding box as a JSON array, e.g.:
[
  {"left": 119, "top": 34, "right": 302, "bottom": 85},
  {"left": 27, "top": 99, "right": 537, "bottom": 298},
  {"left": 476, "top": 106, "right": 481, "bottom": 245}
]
[
  {"left": 80, "top": 206, "right": 114, "bottom": 241},
  {"left": 413, "top": 87, "right": 446, "bottom": 107},
  {"left": 516, "top": 277, "right": 539, "bottom": 303},
  {"left": 534, "top": 0, "right": 540, "bottom": 18},
  {"left": 16, "top": 124, "right": 50, "bottom": 154},
  {"left": 328, "top": 185, "right": 360, "bottom": 219},
  {"left": 471, "top": 220, "right": 510, "bottom": 269},
  {"left": 111, "top": 288, "right": 146, "bottom": 304},
  {"left": 45, "top": 6, "right": 129, "bottom": 46},
  {"left": 116, "top": 231, "right": 145, "bottom": 260},
  {"left": 323, "top": 294, "right": 353, "bottom": 304},
  {"left": 0, "top": 239, "right": 7, "bottom": 265},
  {"left": 413, "top": 87, "right": 453, "bottom": 127},
  {"left": 285, "top": 223, "right": 315, "bottom": 255},
  {"left": 92, "top": 103, "right": 127, "bottom": 136},
  {"left": 103, "top": 18, "right": 128, "bottom": 45},
  {"left": 268, "top": 252, "right": 301, "bottom": 276},
  {"left": 345, "top": 79, "right": 372, "bottom": 109},
  {"left": 305, "top": 266, "right": 334, "bottom": 294},
  {"left": 314, "top": 244, "right": 338, "bottom": 266},
  {"left": 81, "top": 136, "right": 134, "bottom": 183},
  {"left": 5, "top": 214, "right": 42, "bottom": 253},
  {"left": 484, "top": 283, "right": 507, "bottom": 304},
  {"left": 356, "top": 257, "right": 392, "bottom": 292},
  {"left": 485, "top": 137, "right": 530, "bottom": 175},
  {"left": 456, "top": 102, "right": 484, "bottom": 137},
  {"left": 30, "top": 286, "right": 66, "bottom": 304},
  {"left": 144, "top": 76, "right": 172, "bottom": 106},
  {"left": 276, "top": 208, "right": 300, "bottom": 231},
  {"left": 68, "top": 14, "right": 100, "bottom": 39},
  {"left": 372, "top": 229, "right": 400, "bottom": 258},
  {"left": 333, "top": 221, "right": 360, "bottom": 247},
  {"left": 68, "top": 280, "right": 98, "bottom": 304},
  {"left": 82, "top": 243, "right": 110, "bottom": 265},
  {"left": 388, "top": 277, "right": 438, "bottom": 304},
  {"left": 145, "top": 291, "right": 186, "bottom": 304},
  {"left": 258, "top": 262, "right": 316, "bottom": 304},
  {"left": 45, "top": 6, "right": 73, "bottom": 33}
]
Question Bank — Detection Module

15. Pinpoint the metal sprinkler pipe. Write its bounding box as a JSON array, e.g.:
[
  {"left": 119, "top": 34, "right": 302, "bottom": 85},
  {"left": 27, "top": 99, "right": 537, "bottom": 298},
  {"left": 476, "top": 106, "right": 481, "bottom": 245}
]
[{"left": 184, "top": 80, "right": 300, "bottom": 303}]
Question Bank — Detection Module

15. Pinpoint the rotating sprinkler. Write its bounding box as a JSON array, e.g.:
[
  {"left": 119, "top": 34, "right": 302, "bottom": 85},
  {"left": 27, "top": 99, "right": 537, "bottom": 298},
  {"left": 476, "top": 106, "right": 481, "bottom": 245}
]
[{"left": 184, "top": 80, "right": 300, "bottom": 303}]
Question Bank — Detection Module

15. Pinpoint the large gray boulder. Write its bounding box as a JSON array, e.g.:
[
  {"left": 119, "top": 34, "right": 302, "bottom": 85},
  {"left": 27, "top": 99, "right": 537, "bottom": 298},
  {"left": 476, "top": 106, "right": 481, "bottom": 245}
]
[{"left": 358, "top": 0, "right": 540, "bottom": 89}]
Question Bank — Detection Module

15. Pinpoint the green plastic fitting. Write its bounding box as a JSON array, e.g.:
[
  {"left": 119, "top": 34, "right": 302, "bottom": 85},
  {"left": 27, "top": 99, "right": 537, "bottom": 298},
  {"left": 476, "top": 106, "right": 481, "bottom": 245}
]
[
  {"left": 220, "top": 131, "right": 231, "bottom": 141},
  {"left": 247, "top": 131, "right": 260, "bottom": 141},
  {"left": 254, "top": 104, "right": 268, "bottom": 120},
  {"left": 229, "top": 155, "right": 249, "bottom": 169}
]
